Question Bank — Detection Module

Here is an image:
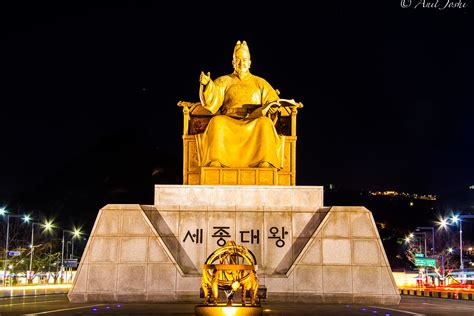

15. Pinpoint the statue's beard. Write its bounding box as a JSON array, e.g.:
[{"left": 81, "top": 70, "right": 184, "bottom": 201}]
[{"left": 234, "top": 68, "right": 249, "bottom": 77}]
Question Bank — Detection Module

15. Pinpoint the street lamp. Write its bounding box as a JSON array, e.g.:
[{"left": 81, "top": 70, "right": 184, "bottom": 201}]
[
  {"left": 27, "top": 219, "right": 54, "bottom": 284},
  {"left": 1, "top": 210, "right": 30, "bottom": 286},
  {"left": 405, "top": 232, "right": 426, "bottom": 256},
  {"left": 449, "top": 214, "right": 474, "bottom": 272},
  {"left": 439, "top": 218, "right": 449, "bottom": 229},
  {"left": 61, "top": 228, "right": 82, "bottom": 283},
  {"left": 412, "top": 231, "right": 428, "bottom": 257},
  {"left": 416, "top": 226, "right": 435, "bottom": 256},
  {"left": 70, "top": 228, "right": 82, "bottom": 261}
]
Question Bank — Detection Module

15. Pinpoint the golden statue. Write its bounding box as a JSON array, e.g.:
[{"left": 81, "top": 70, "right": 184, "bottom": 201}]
[
  {"left": 178, "top": 41, "right": 302, "bottom": 186},
  {"left": 201, "top": 241, "right": 259, "bottom": 306},
  {"left": 197, "top": 41, "right": 283, "bottom": 169}
]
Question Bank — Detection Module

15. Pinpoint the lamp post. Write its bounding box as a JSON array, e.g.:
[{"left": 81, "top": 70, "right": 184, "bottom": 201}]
[
  {"left": 27, "top": 220, "right": 53, "bottom": 284},
  {"left": 414, "top": 231, "right": 428, "bottom": 257},
  {"left": 60, "top": 228, "right": 82, "bottom": 283},
  {"left": 1, "top": 209, "right": 30, "bottom": 286},
  {"left": 449, "top": 215, "right": 474, "bottom": 272},
  {"left": 28, "top": 222, "right": 38, "bottom": 283},
  {"left": 416, "top": 226, "right": 435, "bottom": 256}
]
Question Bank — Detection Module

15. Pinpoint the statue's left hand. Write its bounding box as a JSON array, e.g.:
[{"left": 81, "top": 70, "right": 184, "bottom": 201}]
[{"left": 267, "top": 106, "right": 280, "bottom": 115}]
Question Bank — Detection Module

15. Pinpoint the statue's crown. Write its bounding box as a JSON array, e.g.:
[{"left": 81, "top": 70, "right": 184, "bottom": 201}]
[{"left": 233, "top": 40, "right": 250, "bottom": 57}]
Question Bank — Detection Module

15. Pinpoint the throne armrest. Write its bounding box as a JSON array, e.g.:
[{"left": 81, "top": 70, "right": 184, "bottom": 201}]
[
  {"left": 178, "top": 101, "right": 215, "bottom": 135},
  {"left": 274, "top": 99, "right": 303, "bottom": 137},
  {"left": 278, "top": 99, "right": 304, "bottom": 117},
  {"left": 178, "top": 101, "right": 214, "bottom": 116}
]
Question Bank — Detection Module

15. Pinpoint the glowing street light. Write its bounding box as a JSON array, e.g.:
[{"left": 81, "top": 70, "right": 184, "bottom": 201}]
[
  {"left": 406, "top": 231, "right": 427, "bottom": 256},
  {"left": 451, "top": 215, "right": 459, "bottom": 224},
  {"left": 28, "top": 219, "right": 55, "bottom": 283},
  {"left": 73, "top": 228, "right": 82, "bottom": 238},
  {"left": 448, "top": 247, "right": 454, "bottom": 254},
  {"left": 44, "top": 220, "right": 54, "bottom": 232},
  {"left": 1, "top": 210, "right": 31, "bottom": 286},
  {"left": 23, "top": 214, "right": 31, "bottom": 223},
  {"left": 445, "top": 214, "right": 474, "bottom": 274},
  {"left": 439, "top": 218, "right": 449, "bottom": 229},
  {"left": 61, "top": 227, "right": 83, "bottom": 283}
]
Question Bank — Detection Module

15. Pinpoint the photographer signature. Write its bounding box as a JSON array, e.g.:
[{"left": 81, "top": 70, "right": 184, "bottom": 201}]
[{"left": 401, "top": 0, "right": 468, "bottom": 9}]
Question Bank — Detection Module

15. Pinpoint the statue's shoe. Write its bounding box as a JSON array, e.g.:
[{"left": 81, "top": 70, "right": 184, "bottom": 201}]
[{"left": 257, "top": 161, "right": 270, "bottom": 168}]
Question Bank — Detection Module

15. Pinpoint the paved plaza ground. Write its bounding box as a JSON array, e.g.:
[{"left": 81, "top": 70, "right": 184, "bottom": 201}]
[{"left": 1, "top": 294, "right": 474, "bottom": 315}]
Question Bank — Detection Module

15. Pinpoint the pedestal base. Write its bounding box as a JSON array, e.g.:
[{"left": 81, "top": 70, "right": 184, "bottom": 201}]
[{"left": 69, "top": 185, "right": 400, "bottom": 305}]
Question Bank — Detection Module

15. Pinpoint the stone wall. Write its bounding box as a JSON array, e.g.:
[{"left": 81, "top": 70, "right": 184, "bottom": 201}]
[{"left": 69, "top": 185, "right": 399, "bottom": 304}]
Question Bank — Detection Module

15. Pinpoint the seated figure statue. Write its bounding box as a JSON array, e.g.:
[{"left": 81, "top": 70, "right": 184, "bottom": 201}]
[{"left": 196, "top": 41, "right": 284, "bottom": 169}]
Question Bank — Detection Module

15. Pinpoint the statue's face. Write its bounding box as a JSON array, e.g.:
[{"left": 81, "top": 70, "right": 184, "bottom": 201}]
[{"left": 232, "top": 49, "right": 251, "bottom": 76}]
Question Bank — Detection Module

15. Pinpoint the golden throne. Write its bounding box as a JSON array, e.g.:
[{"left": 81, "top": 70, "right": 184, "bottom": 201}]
[{"left": 178, "top": 100, "right": 302, "bottom": 186}]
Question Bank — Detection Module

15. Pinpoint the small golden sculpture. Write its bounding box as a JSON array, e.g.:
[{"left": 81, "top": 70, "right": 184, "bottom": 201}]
[{"left": 201, "top": 241, "right": 259, "bottom": 306}]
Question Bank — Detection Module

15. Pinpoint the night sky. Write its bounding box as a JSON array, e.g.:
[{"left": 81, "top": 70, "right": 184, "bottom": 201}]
[{"left": 1, "top": 1, "right": 473, "bottom": 228}]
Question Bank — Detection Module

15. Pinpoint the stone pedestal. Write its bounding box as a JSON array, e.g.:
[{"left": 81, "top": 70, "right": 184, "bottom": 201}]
[{"left": 69, "top": 185, "right": 400, "bottom": 305}]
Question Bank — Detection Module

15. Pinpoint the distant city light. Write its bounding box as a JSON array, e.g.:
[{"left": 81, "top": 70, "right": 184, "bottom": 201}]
[
  {"left": 409, "top": 202, "right": 414, "bottom": 207},
  {"left": 448, "top": 247, "right": 454, "bottom": 253},
  {"left": 368, "top": 190, "right": 437, "bottom": 201},
  {"left": 0, "top": 208, "right": 6, "bottom": 216},
  {"left": 469, "top": 185, "right": 474, "bottom": 190},
  {"left": 451, "top": 215, "right": 459, "bottom": 224},
  {"left": 23, "top": 214, "right": 31, "bottom": 223}
]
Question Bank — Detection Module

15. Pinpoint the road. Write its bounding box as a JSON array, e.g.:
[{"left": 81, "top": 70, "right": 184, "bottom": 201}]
[{"left": 1, "top": 295, "right": 474, "bottom": 315}]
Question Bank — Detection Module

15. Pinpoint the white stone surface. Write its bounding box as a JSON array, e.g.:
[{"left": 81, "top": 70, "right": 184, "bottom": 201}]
[
  {"left": 147, "top": 264, "right": 176, "bottom": 292},
  {"left": 322, "top": 266, "right": 352, "bottom": 293},
  {"left": 322, "top": 239, "right": 351, "bottom": 265},
  {"left": 352, "top": 239, "right": 379, "bottom": 265},
  {"left": 351, "top": 211, "right": 376, "bottom": 238},
  {"left": 300, "top": 238, "right": 321, "bottom": 264},
  {"left": 154, "top": 185, "right": 324, "bottom": 210},
  {"left": 322, "top": 211, "right": 351, "bottom": 238},
  {"left": 120, "top": 237, "right": 147, "bottom": 263},
  {"left": 88, "top": 237, "right": 119, "bottom": 263},
  {"left": 117, "top": 264, "right": 147, "bottom": 293},
  {"left": 294, "top": 265, "right": 322, "bottom": 292}
]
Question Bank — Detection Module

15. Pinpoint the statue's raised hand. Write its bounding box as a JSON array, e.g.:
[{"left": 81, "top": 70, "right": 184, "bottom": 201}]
[{"left": 200, "top": 71, "right": 211, "bottom": 86}]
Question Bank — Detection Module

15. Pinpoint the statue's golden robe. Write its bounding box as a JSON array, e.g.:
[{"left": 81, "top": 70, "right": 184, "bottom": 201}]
[{"left": 196, "top": 73, "right": 285, "bottom": 168}]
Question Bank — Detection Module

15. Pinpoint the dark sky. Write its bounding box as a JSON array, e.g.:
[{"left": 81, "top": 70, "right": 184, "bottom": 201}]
[{"left": 1, "top": 1, "right": 473, "bottom": 226}]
